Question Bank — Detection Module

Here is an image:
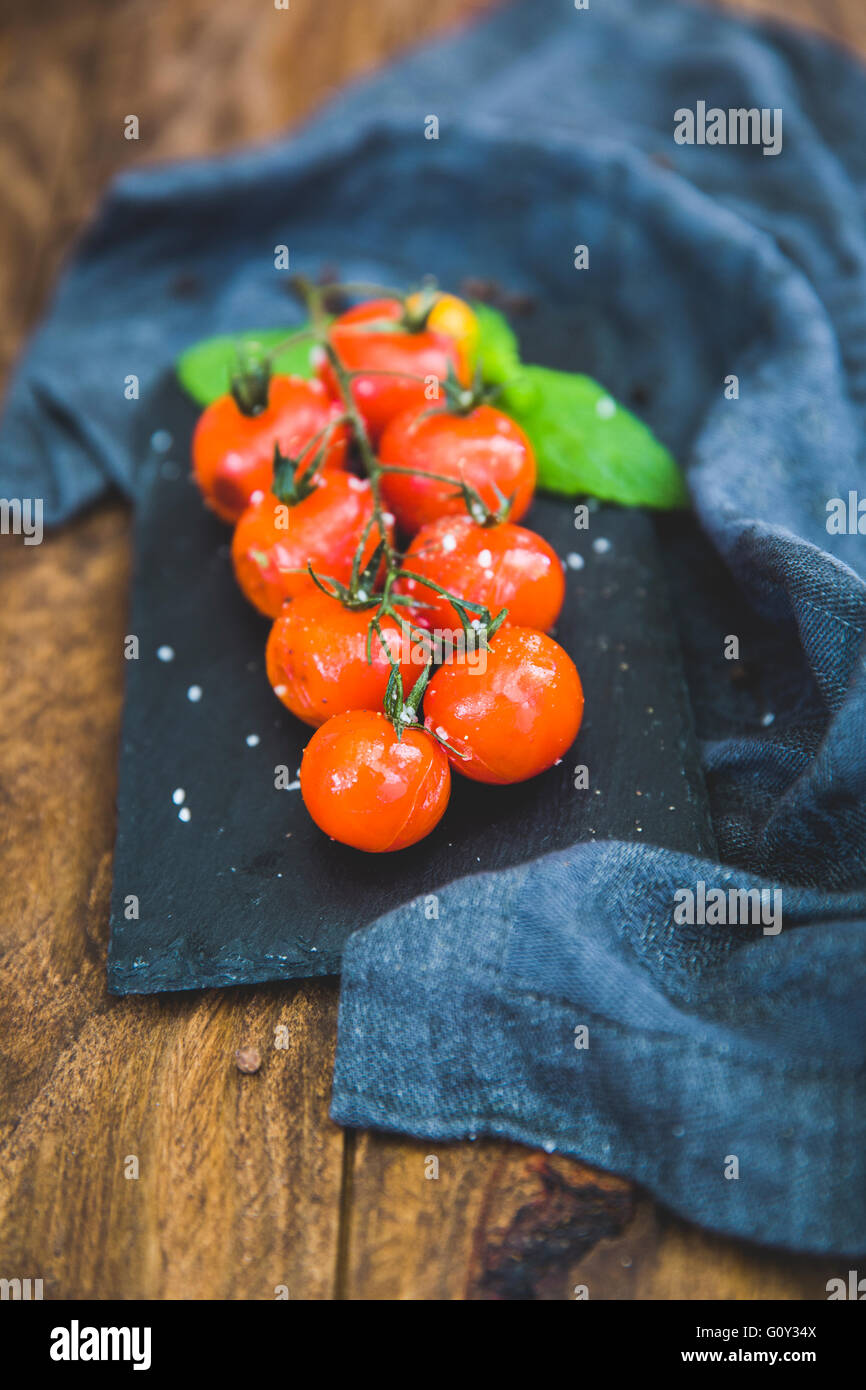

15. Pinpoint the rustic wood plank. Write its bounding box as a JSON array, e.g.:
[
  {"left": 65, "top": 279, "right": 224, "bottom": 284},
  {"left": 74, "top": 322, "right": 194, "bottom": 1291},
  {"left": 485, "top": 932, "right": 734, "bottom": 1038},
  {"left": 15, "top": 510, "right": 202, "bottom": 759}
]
[
  {"left": 341, "top": 1135, "right": 841, "bottom": 1300},
  {"left": 0, "top": 507, "right": 345, "bottom": 1299}
]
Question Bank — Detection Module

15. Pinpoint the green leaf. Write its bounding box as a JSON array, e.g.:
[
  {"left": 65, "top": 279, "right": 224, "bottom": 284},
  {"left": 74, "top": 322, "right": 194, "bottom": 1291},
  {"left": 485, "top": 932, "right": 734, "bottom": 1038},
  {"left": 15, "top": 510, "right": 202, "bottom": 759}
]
[
  {"left": 176, "top": 324, "right": 321, "bottom": 406},
  {"left": 501, "top": 365, "right": 688, "bottom": 510},
  {"left": 471, "top": 302, "right": 521, "bottom": 385}
]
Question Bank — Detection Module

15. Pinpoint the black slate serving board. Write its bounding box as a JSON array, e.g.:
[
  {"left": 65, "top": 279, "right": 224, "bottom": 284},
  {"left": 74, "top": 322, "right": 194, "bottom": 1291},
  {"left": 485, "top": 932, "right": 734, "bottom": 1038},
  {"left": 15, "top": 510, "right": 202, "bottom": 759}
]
[{"left": 107, "top": 376, "right": 715, "bottom": 994}]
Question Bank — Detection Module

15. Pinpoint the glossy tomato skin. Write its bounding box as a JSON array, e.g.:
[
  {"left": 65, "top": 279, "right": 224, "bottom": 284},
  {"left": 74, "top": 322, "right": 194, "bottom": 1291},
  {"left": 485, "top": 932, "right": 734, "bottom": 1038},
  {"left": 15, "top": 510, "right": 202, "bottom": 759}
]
[
  {"left": 379, "top": 403, "right": 536, "bottom": 537},
  {"left": 232, "top": 473, "right": 391, "bottom": 619},
  {"left": 405, "top": 291, "right": 479, "bottom": 372},
  {"left": 193, "top": 375, "right": 349, "bottom": 523},
  {"left": 320, "top": 298, "right": 467, "bottom": 443},
  {"left": 399, "top": 514, "right": 565, "bottom": 633},
  {"left": 266, "top": 591, "right": 426, "bottom": 728},
  {"left": 423, "top": 627, "right": 583, "bottom": 785},
  {"left": 301, "top": 711, "right": 451, "bottom": 852}
]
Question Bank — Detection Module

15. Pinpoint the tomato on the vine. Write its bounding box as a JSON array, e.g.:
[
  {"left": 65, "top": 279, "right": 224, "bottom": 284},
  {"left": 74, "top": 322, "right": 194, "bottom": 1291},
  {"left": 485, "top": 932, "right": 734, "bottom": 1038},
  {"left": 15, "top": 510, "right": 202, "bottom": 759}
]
[
  {"left": 193, "top": 374, "right": 349, "bottom": 523},
  {"left": 266, "top": 590, "right": 425, "bottom": 728},
  {"left": 320, "top": 298, "right": 468, "bottom": 442},
  {"left": 404, "top": 291, "right": 479, "bottom": 373},
  {"left": 423, "top": 627, "right": 583, "bottom": 784},
  {"left": 232, "top": 473, "right": 392, "bottom": 618},
  {"left": 399, "top": 514, "right": 565, "bottom": 633},
  {"left": 379, "top": 403, "right": 536, "bottom": 537},
  {"left": 301, "top": 710, "right": 451, "bottom": 852}
]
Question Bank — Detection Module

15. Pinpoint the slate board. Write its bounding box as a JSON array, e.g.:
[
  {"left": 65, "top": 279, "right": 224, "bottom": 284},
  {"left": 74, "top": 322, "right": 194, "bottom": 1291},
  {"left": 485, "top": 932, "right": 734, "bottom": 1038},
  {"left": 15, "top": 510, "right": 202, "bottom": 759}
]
[{"left": 107, "top": 375, "right": 715, "bottom": 994}]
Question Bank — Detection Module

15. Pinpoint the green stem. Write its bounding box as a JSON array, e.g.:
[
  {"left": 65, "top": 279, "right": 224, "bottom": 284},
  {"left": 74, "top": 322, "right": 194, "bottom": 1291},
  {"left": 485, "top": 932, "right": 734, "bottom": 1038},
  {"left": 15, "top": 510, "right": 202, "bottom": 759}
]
[
  {"left": 322, "top": 340, "right": 397, "bottom": 568},
  {"left": 379, "top": 463, "right": 467, "bottom": 489},
  {"left": 397, "top": 569, "right": 488, "bottom": 617}
]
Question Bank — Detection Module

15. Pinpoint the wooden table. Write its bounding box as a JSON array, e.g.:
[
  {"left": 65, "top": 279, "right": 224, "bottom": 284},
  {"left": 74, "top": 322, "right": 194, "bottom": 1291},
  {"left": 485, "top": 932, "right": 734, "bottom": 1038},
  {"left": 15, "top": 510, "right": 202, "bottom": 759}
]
[{"left": 1, "top": 0, "right": 860, "bottom": 1300}]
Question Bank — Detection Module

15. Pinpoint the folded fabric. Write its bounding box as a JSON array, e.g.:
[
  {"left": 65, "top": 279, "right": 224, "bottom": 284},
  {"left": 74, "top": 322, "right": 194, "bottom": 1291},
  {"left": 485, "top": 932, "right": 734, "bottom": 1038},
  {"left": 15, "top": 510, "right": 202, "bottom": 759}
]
[
  {"left": 4, "top": 0, "right": 866, "bottom": 1253},
  {"left": 334, "top": 844, "right": 866, "bottom": 1255},
  {"left": 327, "top": 0, "right": 866, "bottom": 1253}
]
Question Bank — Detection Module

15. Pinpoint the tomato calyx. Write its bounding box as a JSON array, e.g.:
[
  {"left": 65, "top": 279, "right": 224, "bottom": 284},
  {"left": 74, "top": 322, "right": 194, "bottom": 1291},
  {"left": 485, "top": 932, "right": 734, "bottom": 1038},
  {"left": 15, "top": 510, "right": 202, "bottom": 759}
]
[
  {"left": 307, "top": 530, "right": 387, "bottom": 612},
  {"left": 229, "top": 344, "right": 273, "bottom": 416},
  {"left": 271, "top": 442, "right": 320, "bottom": 506},
  {"left": 271, "top": 413, "right": 349, "bottom": 507},
  {"left": 383, "top": 660, "right": 428, "bottom": 729},
  {"left": 457, "top": 474, "right": 515, "bottom": 528},
  {"left": 400, "top": 282, "right": 438, "bottom": 333},
  {"left": 381, "top": 662, "right": 470, "bottom": 760}
]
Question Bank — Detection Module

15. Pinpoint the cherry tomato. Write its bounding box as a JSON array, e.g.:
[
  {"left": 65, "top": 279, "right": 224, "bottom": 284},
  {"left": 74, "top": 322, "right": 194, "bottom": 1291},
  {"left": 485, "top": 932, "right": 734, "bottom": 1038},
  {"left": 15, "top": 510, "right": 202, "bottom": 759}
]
[
  {"left": 266, "top": 591, "right": 426, "bottom": 728},
  {"left": 320, "top": 298, "right": 468, "bottom": 442},
  {"left": 379, "top": 403, "right": 536, "bottom": 536},
  {"left": 193, "top": 374, "right": 349, "bottom": 523},
  {"left": 232, "top": 472, "right": 392, "bottom": 619},
  {"left": 399, "top": 514, "right": 565, "bottom": 633},
  {"left": 301, "top": 710, "right": 451, "bottom": 852},
  {"left": 423, "top": 627, "right": 583, "bottom": 784},
  {"left": 404, "top": 291, "right": 479, "bottom": 373}
]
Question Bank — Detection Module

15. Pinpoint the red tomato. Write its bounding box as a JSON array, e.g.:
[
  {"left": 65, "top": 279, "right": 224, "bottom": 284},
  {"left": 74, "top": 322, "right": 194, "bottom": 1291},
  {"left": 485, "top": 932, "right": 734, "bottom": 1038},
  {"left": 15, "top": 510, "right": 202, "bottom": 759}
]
[
  {"left": 266, "top": 591, "right": 426, "bottom": 728},
  {"left": 399, "top": 514, "right": 565, "bottom": 633},
  {"left": 423, "top": 627, "right": 583, "bottom": 784},
  {"left": 232, "top": 472, "right": 392, "bottom": 619},
  {"left": 379, "top": 403, "right": 536, "bottom": 536},
  {"left": 301, "top": 710, "right": 451, "bottom": 852},
  {"left": 193, "top": 374, "right": 349, "bottom": 523},
  {"left": 320, "top": 298, "right": 468, "bottom": 442}
]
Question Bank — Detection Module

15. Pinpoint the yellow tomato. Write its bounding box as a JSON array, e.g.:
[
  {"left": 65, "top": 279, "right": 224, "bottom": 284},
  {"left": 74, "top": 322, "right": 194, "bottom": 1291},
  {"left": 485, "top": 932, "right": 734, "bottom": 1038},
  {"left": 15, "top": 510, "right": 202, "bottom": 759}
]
[{"left": 405, "top": 291, "right": 479, "bottom": 375}]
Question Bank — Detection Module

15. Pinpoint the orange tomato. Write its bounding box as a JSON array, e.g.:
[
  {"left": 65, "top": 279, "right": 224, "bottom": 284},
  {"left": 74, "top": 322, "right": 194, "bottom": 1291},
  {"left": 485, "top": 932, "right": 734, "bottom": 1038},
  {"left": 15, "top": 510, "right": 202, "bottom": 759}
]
[
  {"left": 379, "top": 403, "right": 536, "bottom": 537},
  {"left": 192, "top": 374, "right": 348, "bottom": 523},
  {"left": 301, "top": 710, "right": 451, "bottom": 852},
  {"left": 266, "top": 591, "right": 426, "bottom": 728},
  {"left": 231, "top": 473, "right": 391, "bottom": 618},
  {"left": 423, "top": 627, "right": 583, "bottom": 784},
  {"left": 399, "top": 514, "right": 565, "bottom": 633}
]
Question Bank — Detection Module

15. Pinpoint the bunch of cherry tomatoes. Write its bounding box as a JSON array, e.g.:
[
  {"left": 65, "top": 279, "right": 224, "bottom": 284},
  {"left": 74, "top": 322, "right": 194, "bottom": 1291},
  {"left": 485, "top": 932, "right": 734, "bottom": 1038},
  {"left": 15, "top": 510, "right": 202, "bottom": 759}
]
[{"left": 192, "top": 283, "right": 584, "bottom": 853}]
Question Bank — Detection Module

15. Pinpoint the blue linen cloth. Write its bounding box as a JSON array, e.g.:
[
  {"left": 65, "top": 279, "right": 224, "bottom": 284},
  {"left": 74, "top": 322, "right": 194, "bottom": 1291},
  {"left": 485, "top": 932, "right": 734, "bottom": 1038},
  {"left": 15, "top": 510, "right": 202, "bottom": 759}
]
[{"left": 3, "top": 0, "right": 866, "bottom": 1253}]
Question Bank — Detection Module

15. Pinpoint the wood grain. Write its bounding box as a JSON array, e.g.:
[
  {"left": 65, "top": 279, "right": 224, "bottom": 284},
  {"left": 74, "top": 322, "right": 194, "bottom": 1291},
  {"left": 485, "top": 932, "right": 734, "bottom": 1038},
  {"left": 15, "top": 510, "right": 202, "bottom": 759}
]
[{"left": 0, "top": 0, "right": 860, "bottom": 1300}]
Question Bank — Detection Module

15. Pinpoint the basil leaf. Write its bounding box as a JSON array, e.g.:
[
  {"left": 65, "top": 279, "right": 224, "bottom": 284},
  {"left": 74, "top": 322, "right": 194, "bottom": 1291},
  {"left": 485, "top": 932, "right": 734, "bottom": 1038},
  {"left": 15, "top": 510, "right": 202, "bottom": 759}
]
[
  {"left": 471, "top": 302, "right": 521, "bottom": 385},
  {"left": 176, "top": 324, "right": 320, "bottom": 406},
  {"left": 501, "top": 365, "right": 687, "bottom": 510}
]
